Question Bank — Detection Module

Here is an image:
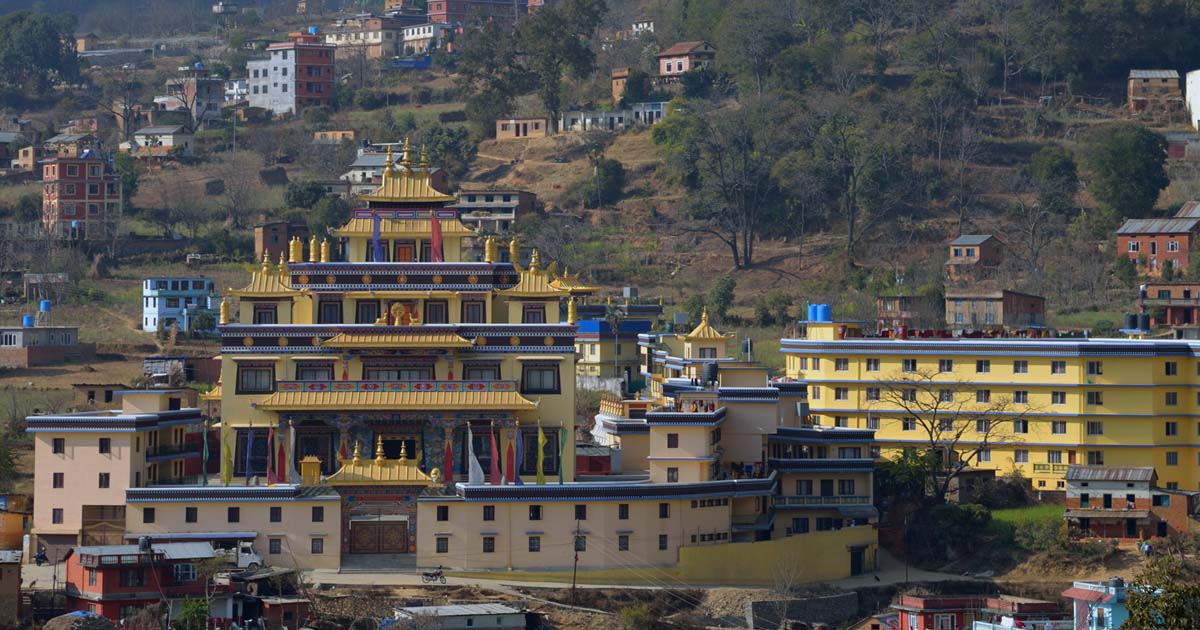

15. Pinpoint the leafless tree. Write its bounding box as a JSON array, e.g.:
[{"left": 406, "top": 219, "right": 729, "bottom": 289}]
[
  {"left": 947, "top": 123, "right": 985, "bottom": 231},
  {"left": 204, "top": 153, "right": 269, "bottom": 229},
  {"left": 873, "top": 368, "right": 1029, "bottom": 500}
]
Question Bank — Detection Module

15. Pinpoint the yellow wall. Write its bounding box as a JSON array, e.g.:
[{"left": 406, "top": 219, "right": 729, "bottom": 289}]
[{"left": 0, "top": 512, "right": 26, "bottom": 550}]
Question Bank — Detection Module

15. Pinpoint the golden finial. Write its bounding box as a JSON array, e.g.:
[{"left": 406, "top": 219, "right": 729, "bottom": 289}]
[
  {"left": 400, "top": 137, "right": 412, "bottom": 169},
  {"left": 309, "top": 234, "right": 319, "bottom": 263},
  {"left": 567, "top": 297, "right": 577, "bottom": 325},
  {"left": 374, "top": 434, "right": 386, "bottom": 462},
  {"left": 261, "top": 250, "right": 271, "bottom": 273},
  {"left": 278, "top": 251, "right": 288, "bottom": 274},
  {"left": 659, "top": 296, "right": 664, "bottom": 306},
  {"left": 419, "top": 144, "right": 429, "bottom": 170},
  {"left": 384, "top": 145, "right": 395, "bottom": 170},
  {"left": 219, "top": 297, "right": 230, "bottom": 325},
  {"left": 320, "top": 239, "right": 331, "bottom": 263},
  {"left": 399, "top": 441, "right": 408, "bottom": 461},
  {"left": 529, "top": 249, "right": 541, "bottom": 271},
  {"left": 606, "top": 295, "right": 612, "bottom": 305},
  {"left": 352, "top": 440, "right": 362, "bottom": 462},
  {"left": 701, "top": 307, "right": 709, "bottom": 324},
  {"left": 484, "top": 237, "right": 498, "bottom": 264},
  {"left": 624, "top": 295, "right": 630, "bottom": 306},
  {"left": 509, "top": 238, "right": 520, "bottom": 266},
  {"left": 288, "top": 236, "right": 302, "bottom": 264}
]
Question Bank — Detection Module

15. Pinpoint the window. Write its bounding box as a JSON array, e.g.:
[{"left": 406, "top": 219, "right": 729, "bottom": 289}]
[
  {"left": 1166, "top": 421, "right": 1179, "bottom": 436},
  {"left": 252, "top": 304, "right": 277, "bottom": 324},
  {"left": 52, "top": 438, "right": 65, "bottom": 454},
  {"left": 1087, "top": 421, "right": 1104, "bottom": 435},
  {"left": 1086, "top": 391, "right": 1103, "bottom": 405},
  {"left": 296, "top": 362, "right": 333, "bottom": 381},
  {"left": 1166, "top": 451, "right": 1179, "bottom": 466},
  {"left": 902, "top": 388, "right": 916, "bottom": 402},
  {"left": 1166, "top": 361, "right": 1178, "bottom": 376},
  {"left": 902, "top": 417, "right": 916, "bottom": 431},
  {"left": 521, "top": 364, "right": 559, "bottom": 394},
  {"left": 574, "top": 536, "right": 586, "bottom": 552},
  {"left": 269, "top": 539, "right": 282, "bottom": 555},
  {"left": 270, "top": 506, "right": 282, "bottom": 522},
  {"left": 619, "top": 504, "right": 629, "bottom": 520},
  {"left": 1086, "top": 361, "right": 1103, "bottom": 375},
  {"left": 976, "top": 390, "right": 991, "bottom": 403},
  {"left": 521, "top": 303, "right": 546, "bottom": 323},
  {"left": 120, "top": 569, "right": 146, "bottom": 588},
  {"left": 172, "top": 563, "right": 197, "bottom": 583},
  {"left": 1013, "top": 360, "right": 1028, "bottom": 374},
  {"left": 865, "top": 358, "right": 879, "bottom": 372},
  {"left": 1047, "top": 450, "right": 1063, "bottom": 464},
  {"left": 437, "top": 505, "right": 449, "bottom": 521},
  {"left": 99, "top": 438, "right": 111, "bottom": 454},
  {"left": 185, "top": 507, "right": 198, "bottom": 523},
  {"left": 866, "top": 387, "right": 880, "bottom": 401},
  {"left": 574, "top": 505, "right": 588, "bottom": 520},
  {"left": 424, "top": 300, "right": 449, "bottom": 324},
  {"left": 1014, "top": 450, "right": 1029, "bottom": 463},
  {"left": 1014, "top": 390, "right": 1029, "bottom": 404},
  {"left": 834, "top": 387, "right": 848, "bottom": 400},
  {"left": 935, "top": 389, "right": 952, "bottom": 403},
  {"left": 311, "top": 538, "right": 324, "bottom": 554},
  {"left": 867, "top": 416, "right": 880, "bottom": 430},
  {"left": 1051, "top": 360, "right": 1066, "bottom": 374},
  {"left": 1168, "top": 240, "right": 1180, "bottom": 252},
  {"left": 528, "top": 536, "right": 541, "bottom": 552},
  {"left": 976, "top": 419, "right": 990, "bottom": 433},
  {"left": 52, "top": 509, "right": 63, "bottom": 524},
  {"left": 659, "top": 503, "right": 670, "bottom": 518},
  {"left": 355, "top": 300, "right": 380, "bottom": 324},
  {"left": 838, "top": 479, "right": 856, "bottom": 495},
  {"left": 482, "top": 536, "right": 495, "bottom": 553},
  {"left": 835, "top": 416, "right": 849, "bottom": 428},
  {"left": 98, "top": 473, "right": 110, "bottom": 488},
  {"left": 1166, "top": 392, "right": 1179, "bottom": 406},
  {"left": 666, "top": 433, "right": 679, "bottom": 448},
  {"left": 433, "top": 537, "right": 448, "bottom": 553},
  {"left": 481, "top": 505, "right": 496, "bottom": 521},
  {"left": 1052, "top": 420, "right": 1067, "bottom": 434},
  {"left": 976, "top": 360, "right": 990, "bottom": 373},
  {"left": 835, "top": 358, "right": 849, "bottom": 371},
  {"left": 1052, "top": 391, "right": 1066, "bottom": 405},
  {"left": 810, "top": 387, "right": 820, "bottom": 400},
  {"left": 667, "top": 467, "right": 679, "bottom": 482},
  {"left": 977, "top": 449, "right": 991, "bottom": 463},
  {"left": 795, "top": 480, "right": 813, "bottom": 495},
  {"left": 53, "top": 472, "right": 64, "bottom": 488},
  {"left": 940, "top": 418, "right": 954, "bottom": 432},
  {"left": 236, "top": 365, "right": 274, "bottom": 394},
  {"left": 938, "top": 359, "right": 953, "bottom": 372},
  {"left": 902, "top": 358, "right": 917, "bottom": 372},
  {"left": 227, "top": 507, "right": 240, "bottom": 523},
  {"left": 143, "top": 507, "right": 155, "bottom": 523},
  {"left": 1087, "top": 450, "right": 1105, "bottom": 465},
  {"left": 318, "top": 300, "right": 343, "bottom": 324},
  {"left": 461, "top": 300, "right": 486, "bottom": 323},
  {"left": 312, "top": 506, "right": 324, "bottom": 522}
]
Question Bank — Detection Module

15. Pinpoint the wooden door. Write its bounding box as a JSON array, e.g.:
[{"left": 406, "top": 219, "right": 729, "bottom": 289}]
[
  {"left": 395, "top": 243, "right": 416, "bottom": 262},
  {"left": 349, "top": 521, "right": 381, "bottom": 554},
  {"left": 349, "top": 521, "right": 409, "bottom": 554}
]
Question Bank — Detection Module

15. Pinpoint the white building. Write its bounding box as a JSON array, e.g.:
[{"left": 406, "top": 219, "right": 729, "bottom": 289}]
[
  {"left": 1187, "top": 70, "right": 1200, "bottom": 129},
  {"left": 142, "top": 277, "right": 218, "bottom": 333},
  {"left": 401, "top": 22, "right": 449, "bottom": 54},
  {"left": 120, "top": 126, "right": 195, "bottom": 158},
  {"left": 225, "top": 79, "right": 249, "bottom": 102},
  {"left": 394, "top": 604, "right": 525, "bottom": 630}
]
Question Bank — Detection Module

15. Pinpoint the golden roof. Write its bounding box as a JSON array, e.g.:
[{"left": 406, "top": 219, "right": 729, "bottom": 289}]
[
  {"left": 255, "top": 389, "right": 538, "bottom": 411},
  {"left": 499, "top": 249, "right": 572, "bottom": 298},
  {"left": 333, "top": 217, "right": 475, "bottom": 237},
  {"left": 683, "top": 309, "right": 733, "bottom": 341},
  {"left": 326, "top": 438, "right": 435, "bottom": 486},
  {"left": 322, "top": 330, "right": 474, "bottom": 348},
  {"left": 200, "top": 384, "right": 222, "bottom": 401},
  {"left": 549, "top": 268, "right": 599, "bottom": 294},
  {"left": 357, "top": 141, "right": 457, "bottom": 204},
  {"left": 230, "top": 256, "right": 299, "bottom": 298}
]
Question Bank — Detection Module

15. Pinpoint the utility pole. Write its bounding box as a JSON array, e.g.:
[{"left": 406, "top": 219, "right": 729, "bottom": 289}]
[{"left": 571, "top": 518, "right": 580, "bottom": 605}]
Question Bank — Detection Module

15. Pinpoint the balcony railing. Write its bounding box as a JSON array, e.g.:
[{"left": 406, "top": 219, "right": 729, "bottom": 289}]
[
  {"left": 776, "top": 495, "right": 872, "bottom": 507},
  {"left": 274, "top": 380, "right": 519, "bottom": 393},
  {"left": 149, "top": 474, "right": 204, "bottom": 486},
  {"left": 1032, "top": 463, "right": 1070, "bottom": 474},
  {"left": 147, "top": 443, "right": 203, "bottom": 459},
  {"left": 1140, "top": 297, "right": 1200, "bottom": 306}
]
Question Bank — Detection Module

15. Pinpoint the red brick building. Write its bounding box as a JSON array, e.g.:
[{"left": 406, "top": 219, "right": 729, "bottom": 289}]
[
  {"left": 1137, "top": 281, "right": 1200, "bottom": 327},
  {"left": 1063, "top": 465, "right": 1199, "bottom": 540},
  {"left": 427, "top": 0, "right": 525, "bottom": 24},
  {"left": 41, "top": 153, "right": 122, "bottom": 241},
  {"left": 894, "top": 595, "right": 1063, "bottom": 630},
  {"left": 247, "top": 32, "right": 335, "bottom": 116},
  {"left": 63, "top": 542, "right": 229, "bottom": 623},
  {"left": 1116, "top": 202, "right": 1200, "bottom": 276}
]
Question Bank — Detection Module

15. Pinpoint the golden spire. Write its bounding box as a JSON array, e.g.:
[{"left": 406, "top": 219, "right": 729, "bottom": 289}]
[
  {"left": 419, "top": 144, "right": 429, "bottom": 171},
  {"left": 484, "top": 237, "right": 498, "bottom": 264},
  {"left": 384, "top": 145, "right": 395, "bottom": 171},
  {"left": 567, "top": 297, "right": 577, "bottom": 324},
  {"left": 399, "top": 441, "right": 408, "bottom": 462},
  {"left": 529, "top": 249, "right": 541, "bottom": 271},
  {"left": 374, "top": 434, "right": 386, "bottom": 462},
  {"left": 320, "top": 239, "right": 331, "bottom": 263},
  {"left": 352, "top": 440, "right": 362, "bottom": 462},
  {"left": 278, "top": 251, "right": 288, "bottom": 274},
  {"left": 400, "top": 137, "right": 412, "bottom": 169},
  {"left": 261, "top": 250, "right": 271, "bottom": 273},
  {"left": 309, "top": 234, "right": 319, "bottom": 263},
  {"left": 219, "top": 297, "right": 230, "bottom": 325},
  {"left": 509, "top": 238, "right": 522, "bottom": 271},
  {"left": 701, "top": 307, "right": 709, "bottom": 324},
  {"left": 606, "top": 295, "right": 612, "bottom": 305}
]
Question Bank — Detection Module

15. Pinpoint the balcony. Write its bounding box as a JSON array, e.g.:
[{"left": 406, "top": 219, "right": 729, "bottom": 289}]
[
  {"left": 1032, "top": 463, "right": 1070, "bottom": 474},
  {"left": 776, "top": 495, "right": 872, "bottom": 507},
  {"left": 260, "top": 380, "right": 536, "bottom": 411},
  {"left": 146, "top": 443, "right": 203, "bottom": 460},
  {"left": 148, "top": 474, "right": 205, "bottom": 486}
]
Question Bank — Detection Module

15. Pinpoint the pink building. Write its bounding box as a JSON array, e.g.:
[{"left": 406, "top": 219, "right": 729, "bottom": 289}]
[{"left": 656, "top": 41, "right": 716, "bottom": 78}]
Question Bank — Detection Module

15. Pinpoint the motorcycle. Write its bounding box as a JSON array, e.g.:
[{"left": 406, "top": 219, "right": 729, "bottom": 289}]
[{"left": 420, "top": 567, "right": 446, "bottom": 584}]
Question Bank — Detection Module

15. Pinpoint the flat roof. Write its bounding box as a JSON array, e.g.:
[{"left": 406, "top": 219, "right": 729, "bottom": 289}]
[{"left": 396, "top": 603, "right": 521, "bottom": 617}]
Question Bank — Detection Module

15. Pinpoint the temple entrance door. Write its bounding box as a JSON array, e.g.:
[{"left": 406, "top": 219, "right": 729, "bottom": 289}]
[
  {"left": 349, "top": 519, "right": 409, "bottom": 554},
  {"left": 395, "top": 242, "right": 416, "bottom": 263}
]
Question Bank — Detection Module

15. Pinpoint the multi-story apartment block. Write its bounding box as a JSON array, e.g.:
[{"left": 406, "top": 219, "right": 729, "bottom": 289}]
[
  {"left": 247, "top": 31, "right": 335, "bottom": 115},
  {"left": 427, "top": 0, "right": 525, "bottom": 24},
  {"left": 455, "top": 188, "right": 535, "bottom": 233},
  {"left": 324, "top": 16, "right": 408, "bottom": 59},
  {"left": 40, "top": 153, "right": 122, "bottom": 241},
  {"left": 141, "top": 277, "right": 218, "bottom": 333},
  {"left": 27, "top": 390, "right": 206, "bottom": 560},
  {"left": 401, "top": 22, "right": 451, "bottom": 54},
  {"left": 164, "top": 69, "right": 225, "bottom": 127},
  {"left": 782, "top": 315, "right": 1200, "bottom": 492}
]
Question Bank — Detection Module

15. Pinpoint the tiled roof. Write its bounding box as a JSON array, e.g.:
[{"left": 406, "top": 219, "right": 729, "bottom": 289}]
[
  {"left": 498, "top": 264, "right": 571, "bottom": 298},
  {"left": 1116, "top": 217, "right": 1200, "bottom": 235},
  {"left": 949, "top": 234, "right": 995, "bottom": 246},
  {"left": 256, "top": 389, "right": 537, "bottom": 411},
  {"left": 1065, "top": 465, "right": 1155, "bottom": 482},
  {"left": 229, "top": 266, "right": 297, "bottom": 298},
  {"left": 1130, "top": 69, "right": 1179, "bottom": 79},
  {"left": 326, "top": 458, "right": 435, "bottom": 485},
  {"left": 322, "top": 330, "right": 473, "bottom": 348},
  {"left": 1176, "top": 201, "right": 1200, "bottom": 218},
  {"left": 658, "top": 40, "right": 711, "bottom": 57}
]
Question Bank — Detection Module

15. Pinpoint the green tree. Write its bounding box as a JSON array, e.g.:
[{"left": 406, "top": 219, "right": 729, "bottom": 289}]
[
  {"left": 620, "top": 67, "right": 653, "bottom": 106},
  {"left": 619, "top": 603, "right": 654, "bottom": 630},
  {"left": 0, "top": 11, "right": 79, "bottom": 94},
  {"left": 580, "top": 157, "right": 625, "bottom": 208},
  {"left": 1080, "top": 123, "right": 1168, "bottom": 220},
  {"left": 178, "top": 599, "right": 208, "bottom": 630},
  {"left": 309, "top": 196, "right": 352, "bottom": 238},
  {"left": 714, "top": 0, "right": 796, "bottom": 95},
  {"left": 420, "top": 125, "right": 477, "bottom": 177},
  {"left": 708, "top": 276, "right": 736, "bottom": 324},
  {"left": 0, "top": 430, "right": 16, "bottom": 492},
  {"left": 1126, "top": 555, "right": 1200, "bottom": 629},
  {"left": 1025, "top": 145, "right": 1078, "bottom": 214},
  {"left": 285, "top": 181, "right": 327, "bottom": 210}
]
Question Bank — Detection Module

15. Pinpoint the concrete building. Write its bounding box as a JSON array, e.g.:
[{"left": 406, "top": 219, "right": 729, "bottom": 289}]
[
  {"left": 340, "top": 147, "right": 451, "bottom": 196},
  {"left": 875, "top": 294, "right": 942, "bottom": 332},
  {"left": 944, "top": 289, "right": 1046, "bottom": 330},
  {"left": 656, "top": 41, "right": 716, "bottom": 82},
  {"left": 1128, "top": 69, "right": 1182, "bottom": 112},
  {"left": 164, "top": 69, "right": 225, "bottom": 127},
  {"left": 1137, "top": 281, "right": 1200, "bottom": 329},
  {"left": 119, "top": 125, "right": 194, "bottom": 160},
  {"left": 946, "top": 234, "right": 1002, "bottom": 281},
  {"left": 1117, "top": 203, "right": 1200, "bottom": 277},
  {"left": 1063, "top": 465, "right": 1199, "bottom": 539},
  {"left": 26, "top": 390, "right": 207, "bottom": 560},
  {"left": 40, "top": 152, "right": 122, "bottom": 241},
  {"left": 1062, "top": 579, "right": 1129, "bottom": 630},
  {"left": 72, "top": 384, "right": 127, "bottom": 410},
  {"left": 559, "top": 101, "right": 668, "bottom": 132},
  {"left": 427, "top": 0, "right": 525, "bottom": 24},
  {"left": 42, "top": 133, "right": 96, "bottom": 158},
  {"left": 0, "top": 323, "right": 95, "bottom": 368},
  {"left": 324, "top": 16, "right": 408, "bottom": 59},
  {"left": 141, "top": 277, "right": 218, "bottom": 333},
  {"left": 455, "top": 188, "right": 535, "bottom": 233},
  {"left": 401, "top": 22, "right": 450, "bottom": 54},
  {"left": 247, "top": 31, "right": 335, "bottom": 115},
  {"left": 255, "top": 222, "right": 312, "bottom": 263},
  {"left": 0, "top": 550, "right": 18, "bottom": 628},
  {"left": 394, "top": 604, "right": 524, "bottom": 629},
  {"left": 894, "top": 595, "right": 1064, "bottom": 630},
  {"left": 225, "top": 79, "right": 249, "bottom": 102},
  {"left": 494, "top": 118, "right": 548, "bottom": 140}
]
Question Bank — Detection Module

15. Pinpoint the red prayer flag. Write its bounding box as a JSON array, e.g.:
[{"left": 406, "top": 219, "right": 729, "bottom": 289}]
[
  {"left": 430, "top": 212, "right": 444, "bottom": 263},
  {"left": 277, "top": 441, "right": 288, "bottom": 483},
  {"left": 489, "top": 426, "right": 502, "bottom": 485},
  {"left": 505, "top": 442, "right": 515, "bottom": 483},
  {"left": 443, "top": 437, "right": 454, "bottom": 483},
  {"left": 266, "top": 428, "right": 278, "bottom": 485}
]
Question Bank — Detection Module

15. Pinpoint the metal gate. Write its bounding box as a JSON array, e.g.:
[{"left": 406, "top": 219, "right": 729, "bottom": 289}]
[{"left": 349, "top": 520, "right": 408, "bottom": 554}]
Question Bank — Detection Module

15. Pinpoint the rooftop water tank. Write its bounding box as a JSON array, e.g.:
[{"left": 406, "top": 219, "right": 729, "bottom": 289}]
[
  {"left": 21, "top": 315, "right": 34, "bottom": 327},
  {"left": 308, "top": 26, "right": 319, "bottom": 35},
  {"left": 39, "top": 300, "right": 51, "bottom": 313},
  {"left": 816, "top": 304, "right": 832, "bottom": 322}
]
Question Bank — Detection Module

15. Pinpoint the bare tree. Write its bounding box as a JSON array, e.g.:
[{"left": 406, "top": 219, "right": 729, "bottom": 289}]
[
  {"left": 874, "top": 368, "right": 1029, "bottom": 501},
  {"left": 204, "top": 153, "right": 269, "bottom": 229}
]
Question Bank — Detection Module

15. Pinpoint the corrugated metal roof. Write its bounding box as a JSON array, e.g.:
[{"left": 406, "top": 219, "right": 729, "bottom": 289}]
[
  {"left": 134, "top": 125, "right": 186, "bottom": 135},
  {"left": 73, "top": 542, "right": 215, "bottom": 559},
  {"left": 0, "top": 132, "right": 24, "bottom": 144},
  {"left": 396, "top": 603, "right": 521, "bottom": 618},
  {"left": 658, "top": 40, "right": 711, "bottom": 57},
  {"left": 949, "top": 234, "right": 995, "bottom": 246},
  {"left": 1130, "top": 69, "right": 1179, "bottom": 79},
  {"left": 1177, "top": 201, "right": 1200, "bottom": 218},
  {"left": 1115, "top": 218, "right": 1200, "bottom": 234},
  {"left": 256, "top": 389, "right": 537, "bottom": 411},
  {"left": 1064, "top": 465, "right": 1155, "bottom": 482}
]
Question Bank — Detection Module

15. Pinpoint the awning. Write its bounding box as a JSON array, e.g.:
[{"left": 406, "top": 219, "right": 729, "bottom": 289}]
[
  {"left": 125, "top": 531, "right": 257, "bottom": 541},
  {"left": 838, "top": 505, "right": 880, "bottom": 520},
  {"left": 1064, "top": 509, "right": 1150, "bottom": 520}
]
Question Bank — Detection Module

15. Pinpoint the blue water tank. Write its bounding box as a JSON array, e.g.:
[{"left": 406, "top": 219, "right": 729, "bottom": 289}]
[
  {"left": 807, "top": 304, "right": 817, "bottom": 322},
  {"left": 194, "top": 62, "right": 204, "bottom": 71},
  {"left": 21, "top": 315, "right": 34, "bottom": 327},
  {"left": 308, "top": 25, "right": 319, "bottom": 35},
  {"left": 817, "top": 304, "right": 832, "bottom": 322},
  {"left": 39, "top": 300, "right": 51, "bottom": 313}
]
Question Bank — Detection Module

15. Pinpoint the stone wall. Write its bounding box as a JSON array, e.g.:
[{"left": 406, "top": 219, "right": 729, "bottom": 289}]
[{"left": 747, "top": 592, "right": 858, "bottom": 630}]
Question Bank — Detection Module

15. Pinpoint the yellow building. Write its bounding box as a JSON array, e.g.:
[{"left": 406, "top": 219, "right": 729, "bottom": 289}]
[
  {"left": 782, "top": 319, "right": 1200, "bottom": 491},
  {"left": 573, "top": 298, "right": 663, "bottom": 391}
]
